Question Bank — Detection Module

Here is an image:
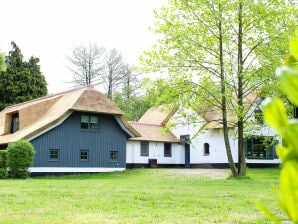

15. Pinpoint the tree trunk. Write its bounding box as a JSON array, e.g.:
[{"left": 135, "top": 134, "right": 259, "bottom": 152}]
[
  {"left": 108, "top": 73, "right": 113, "bottom": 99},
  {"left": 237, "top": 1, "right": 246, "bottom": 176},
  {"left": 218, "top": 3, "right": 238, "bottom": 177}
]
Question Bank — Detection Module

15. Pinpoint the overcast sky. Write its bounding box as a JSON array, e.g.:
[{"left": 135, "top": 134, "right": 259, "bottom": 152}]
[{"left": 0, "top": 0, "right": 166, "bottom": 93}]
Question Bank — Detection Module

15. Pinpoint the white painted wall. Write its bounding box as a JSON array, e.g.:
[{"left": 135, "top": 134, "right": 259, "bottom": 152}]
[
  {"left": 172, "top": 122, "right": 239, "bottom": 164},
  {"left": 127, "top": 106, "right": 281, "bottom": 166},
  {"left": 172, "top": 110, "right": 281, "bottom": 165},
  {"left": 126, "top": 140, "right": 185, "bottom": 165}
]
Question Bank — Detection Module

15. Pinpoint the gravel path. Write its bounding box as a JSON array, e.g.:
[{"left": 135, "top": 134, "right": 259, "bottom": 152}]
[{"left": 167, "top": 168, "right": 231, "bottom": 179}]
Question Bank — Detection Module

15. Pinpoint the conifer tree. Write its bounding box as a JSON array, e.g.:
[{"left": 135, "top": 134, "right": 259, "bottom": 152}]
[{"left": 0, "top": 42, "right": 47, "bottom": 110}]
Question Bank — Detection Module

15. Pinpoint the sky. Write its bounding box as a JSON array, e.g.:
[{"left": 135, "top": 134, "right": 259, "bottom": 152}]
[{"left": 0, "top": 0, "right": 166, "bottom": 93}]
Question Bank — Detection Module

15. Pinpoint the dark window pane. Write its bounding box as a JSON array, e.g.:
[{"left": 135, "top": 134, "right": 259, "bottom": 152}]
[
  {"left": 80, "top": 150, "right": 89, "bottom": 161},
  {"left": 164, "top": 143, "right": 172, "bottom": 157},
  {"left": 244, "top": 136, "right": 278, "bottom": 159},
  {"left": 90, "top": 116, "right": 98, "bottom": 129},
  {"left": 110, "top": 151, "right": 118, "bottom": 161},
  {"left": 140, "top": 142, "right": 149, "bottom": 156},
  {"left": 204, "top": 143, "right": 210, "bottom": 156},
  {"left": 49, "top": 149, "right": 59, "bottom": 160}
]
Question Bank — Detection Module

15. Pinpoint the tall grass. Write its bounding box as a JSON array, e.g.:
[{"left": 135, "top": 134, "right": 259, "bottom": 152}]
[{"left": 0, "top": 168, "right": 282, "bottom": 223}]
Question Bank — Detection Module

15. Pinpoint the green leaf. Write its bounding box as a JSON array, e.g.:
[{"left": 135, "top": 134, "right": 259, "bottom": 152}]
[
  {"left": 262, "top": 97, "right": 289, "bottom": 132},
  {"left": 279, "top": 162, "right": 298, "bottom": 222},
  {"left": 256, "top": 202, "right": 281, "bottom": 223},
  {"left": 284, "top": 55, "right": 297, "bottom": 66},
  {"left": 289, "top": 36, "right": 298, "bottom": 61},
  {"left": 275, "top": 66, "right": 298, "bottom": 107}
]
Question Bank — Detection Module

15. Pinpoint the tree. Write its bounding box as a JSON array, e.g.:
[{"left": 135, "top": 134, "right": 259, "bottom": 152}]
[
  {"left": 113, "top": 64, "right": 151, "bottom": 121},
  {"left": 0, "top": 42, "right": 47, "bottom": 110},
  {"left": 67, "top": 45, "right": 130, "bottom": 99},
  {"left": 66, "top": 43, "right": 106, "bottom": 86},
  {"left": 0, "top": 51, "right": 6, "bottom": 72},
  {"left": 140, "top": 0, "right": 297, "bottom": 177},
  {"left": 103, "top": 49, "right": 127, "bottom": 99},
  {"left": 113, "top": 93, "right": 152, "bottom": 121}
]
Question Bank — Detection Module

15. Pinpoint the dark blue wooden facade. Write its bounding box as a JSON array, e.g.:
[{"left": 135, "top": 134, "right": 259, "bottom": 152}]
[{"left": 30, "top": 112, "right": 128, "bottom": 168}]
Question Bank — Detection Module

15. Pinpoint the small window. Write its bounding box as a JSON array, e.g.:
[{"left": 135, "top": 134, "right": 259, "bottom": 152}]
[
  {"left": 81, "top": 115, "right": 89, "bottom": 129},
  {"left": 10, "top": 113, "right": 19, "bottom": 133},
  {"left": 80, "top": 150, "right": 89, "bottom": 161},
  {"left": 81, "top": 114, "right": 99, "bottom": 130},
  {"left": 49, "top": 149, "right": 59, "bottom": 161},
  {"left": 89, "top": 116, "right": 98, "bottom": 129},
  {"left": 164, "top": 143, "right": 172, "bottom": 157},
  {"left": 140, "top": 141, "right": 149, "bottom": 157},
  {"left": 204, "top": 143, "right": 210, "bottom": 156},
  {"left": 110, "top": 151, "right": 118, "bottom": 162}
]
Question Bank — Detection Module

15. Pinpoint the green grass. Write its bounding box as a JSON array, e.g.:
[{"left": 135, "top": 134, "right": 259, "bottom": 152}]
[{"left": 0, "top": 168, "right": 283, "bottom": 223}]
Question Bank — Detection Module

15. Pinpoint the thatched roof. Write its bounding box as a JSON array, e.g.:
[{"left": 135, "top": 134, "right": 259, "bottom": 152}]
[
  {"left": 128, "top": 122, "right": 179, "bottom": 143},
  {"left": 128, "top": 106, "right": 179, "bottom": 143},
  {"left": 196, "top": 93, "right": 258, "bottom": 129},
  {"left": 0, "top": 86, "right": 140, "bottom": 144},
  {"left": 138, "top": 105, "right": 178, "bottom": 126}
]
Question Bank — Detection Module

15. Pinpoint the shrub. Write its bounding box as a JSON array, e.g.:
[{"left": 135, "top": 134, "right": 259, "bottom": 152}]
[
  {"left": 0, "top": 150, "right": 8, "bottom": 179},
  {"left": 260, "top": 34, "right": 298, "bottom": 223},
  {"left": 7, "top": 140, "right": 35, "bottom": 179}
]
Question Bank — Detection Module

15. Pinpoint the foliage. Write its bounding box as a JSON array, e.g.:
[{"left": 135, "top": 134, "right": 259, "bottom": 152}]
[
  {"left": 113, "top": 92, "right": 152, "bottom": 121},
  {"left": 140, "top": 0, "right": 297, "bottom": 177},
  {"left": 0, "top": 51, "right": 6, "bottom": 72},
  {"left": 0, "top": 150, "right": 8, "bottom": 179},
  {"left": 7, "top": 140, "right": 35, "bottom": 179},
  {"left": 0, "top": 42, "right": 47, "bottom": 110},
  {"left": 0, "top": 168, "right": 282, "bottom": 223},
  {"left": 262, "top": 35, "right": 298, "bottom": 223}
]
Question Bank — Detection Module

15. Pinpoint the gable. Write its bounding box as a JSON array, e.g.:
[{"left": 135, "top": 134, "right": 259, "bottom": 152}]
[{"left": 0, "top": 86, "right": 140, "bottom": 145}]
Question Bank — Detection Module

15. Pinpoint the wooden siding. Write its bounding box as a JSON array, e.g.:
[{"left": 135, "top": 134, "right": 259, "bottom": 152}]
[{"left": 31, "top": 112, "right": 127, "bottom": 168}]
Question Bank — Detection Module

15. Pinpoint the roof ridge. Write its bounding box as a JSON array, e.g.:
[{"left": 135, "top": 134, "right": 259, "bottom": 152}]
[
  {"left": 128, "top": 121, "right": 163, "bottom": 127},
  {"left": 4, "top": 85, "right": 91, "bottom": 110}
]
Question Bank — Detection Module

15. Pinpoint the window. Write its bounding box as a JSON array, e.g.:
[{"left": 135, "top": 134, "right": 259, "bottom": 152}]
[
  {"left": 81, "top": 114, "right": 99, "bottom": 130},
  {"left": 164, "top": 143, "right": 172, "bottom": 157},
  {"left": 204, "top": 143, "right": 210, "bottom": 156},
  {"left": 140, "top": 141, "right": 149, "bottom": 156},
  {"left": 80, "top": 150, "right": 89, "bottom": 161},
  {"left": 244, "top": 136, "right": 278, "bottom": 159},
  {"left": 89, "top": 116, "right": 98, "bottom": 129},
  {"left": 110, "top": 150, "right": 118, "bottom": 162},
  {"left": 10, "top": 113, "right": 19, "bottom": 133},
  {"left": 49, "top": 149, "right": 59, "bottom": 161}
]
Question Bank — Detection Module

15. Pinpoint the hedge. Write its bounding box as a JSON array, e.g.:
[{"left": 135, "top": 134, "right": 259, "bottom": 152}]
[{"left": 0, "top": 150, "right": 8, "bottom": 179}]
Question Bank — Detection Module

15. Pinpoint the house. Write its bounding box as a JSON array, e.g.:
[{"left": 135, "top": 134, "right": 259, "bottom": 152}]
[
  {"left": 0, "top": 85, "right": 140, "bottom": 174},
  {"left": 126, "top": 107, "right": 184, "bottom": 168},
  {"left": 126, "top": 105, "right": 280, "bottom": 168},
  {"left": 0, "top": 86, "right": 280, "bottom": 174}
]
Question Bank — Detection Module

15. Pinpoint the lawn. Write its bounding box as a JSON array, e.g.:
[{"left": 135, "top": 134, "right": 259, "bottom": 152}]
[{"left": 0, "top": 168, "right": 283, "bottom": 224}]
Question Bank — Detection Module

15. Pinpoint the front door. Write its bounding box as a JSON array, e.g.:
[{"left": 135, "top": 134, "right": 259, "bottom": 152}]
[{"left": 185, "top": 143, "right": 190, "bottom": 167}]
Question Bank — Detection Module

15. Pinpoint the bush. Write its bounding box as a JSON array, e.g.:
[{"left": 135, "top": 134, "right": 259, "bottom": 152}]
[
  {"left": 7, "top": 140, "right": 35, "bottom": 179},
  {"left": 0, "top": 150, "right": 8, "bottom": 179},
  {"left": 260, "top": 34, "right": 298, "bottom": 223}
]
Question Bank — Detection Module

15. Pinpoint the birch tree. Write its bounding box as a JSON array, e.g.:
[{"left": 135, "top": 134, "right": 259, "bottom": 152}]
[
  {"left": 66, "top": 43, "right": 106, "bottom": 86},
  {"left": 140, "top": 0, "right": 297, "bottom": 177},
  {"left": 103, "top": 49, "right": 126, "bottom": 99}
]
